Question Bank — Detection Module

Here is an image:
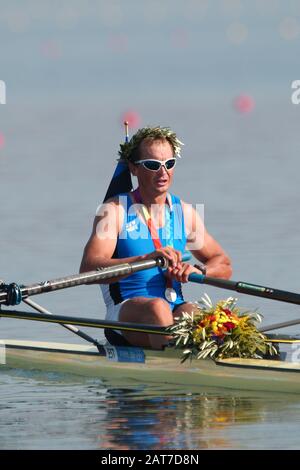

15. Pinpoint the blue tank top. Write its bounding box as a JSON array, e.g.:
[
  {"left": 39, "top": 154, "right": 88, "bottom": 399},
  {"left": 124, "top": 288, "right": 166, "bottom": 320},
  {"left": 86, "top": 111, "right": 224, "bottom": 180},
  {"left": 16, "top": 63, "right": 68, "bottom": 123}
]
[{"left": 101, "top": 192, "right": 187, "bottom": 309}]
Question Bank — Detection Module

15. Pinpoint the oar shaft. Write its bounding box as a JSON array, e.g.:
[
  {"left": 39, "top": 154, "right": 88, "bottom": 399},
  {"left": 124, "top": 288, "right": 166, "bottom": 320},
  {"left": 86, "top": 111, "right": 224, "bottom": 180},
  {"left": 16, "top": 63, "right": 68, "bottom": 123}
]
[
  {"left": 23, "top": 298, "right": 102, "bottom": 347},
  {"left": 23, "top": 259, "right": 163, "bottom": 296},
  {"left": 260, "top": 319, "right": 300, "bottom": 333},
  {"left": 0, "top": 309, "right": 168, "bottom": 335},
  {"left": 0, "top": 253, "right": 191, "bottom": 305},
  {"left": 0, "top": 257, "right": 165, "bottom": 305},
  {"left": 2, "top": 307, "right": 299, "bottom": 343},
  {"left": 188, "top": 273, "right": 300, "bottom": 306}
]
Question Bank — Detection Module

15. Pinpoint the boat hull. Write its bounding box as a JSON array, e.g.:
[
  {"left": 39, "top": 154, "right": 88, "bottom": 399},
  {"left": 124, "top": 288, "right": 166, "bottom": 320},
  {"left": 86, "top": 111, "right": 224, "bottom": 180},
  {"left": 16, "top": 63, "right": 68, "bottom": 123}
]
[{"left": 1, "top": 339, "right": 300, "bottom": 394}]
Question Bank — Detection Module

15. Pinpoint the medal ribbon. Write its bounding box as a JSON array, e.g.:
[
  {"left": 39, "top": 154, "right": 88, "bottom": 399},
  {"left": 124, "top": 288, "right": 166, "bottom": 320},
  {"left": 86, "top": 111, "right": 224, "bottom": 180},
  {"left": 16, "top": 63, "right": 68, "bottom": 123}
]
[{"left": 132, "top": 189, "right": 176, "bottom": 298}]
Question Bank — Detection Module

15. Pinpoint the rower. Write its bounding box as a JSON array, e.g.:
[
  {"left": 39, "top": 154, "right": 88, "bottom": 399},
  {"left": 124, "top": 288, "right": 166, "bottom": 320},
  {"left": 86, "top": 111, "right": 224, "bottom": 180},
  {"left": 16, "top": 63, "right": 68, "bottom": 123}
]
[{"left": 80, "top": 125, "right": 232, "bottom": 349}]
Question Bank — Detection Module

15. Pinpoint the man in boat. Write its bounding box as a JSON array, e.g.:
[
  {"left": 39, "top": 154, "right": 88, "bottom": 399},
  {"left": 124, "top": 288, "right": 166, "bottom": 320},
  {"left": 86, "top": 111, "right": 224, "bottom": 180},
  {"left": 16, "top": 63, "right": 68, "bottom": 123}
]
[{"left": 80, "top": 126, "right": 232, "bottom": 349}]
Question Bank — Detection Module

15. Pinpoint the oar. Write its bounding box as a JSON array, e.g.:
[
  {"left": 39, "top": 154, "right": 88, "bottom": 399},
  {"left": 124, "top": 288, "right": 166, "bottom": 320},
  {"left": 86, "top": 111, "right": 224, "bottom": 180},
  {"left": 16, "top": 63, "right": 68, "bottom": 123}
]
[
  {"left": 0, "top": 309, "right": 167, "bottom": 335},
  {"left": 0, "top": 253, "right": 190, "bottom": 305},
  {"left": 1, "top": 308, "right": 299, "bottom": 344},
  {"left": 187, "top": 273, "right": 300, "bottom": 306},
  {"left": 186, "top": 273, "right": 300, "bottom": 334},
  {"left": 23, "top": 298, "right": 104, "bottom": 351},
  {"left": 260, "top": 318, "right": 300, "bottom": 333}
]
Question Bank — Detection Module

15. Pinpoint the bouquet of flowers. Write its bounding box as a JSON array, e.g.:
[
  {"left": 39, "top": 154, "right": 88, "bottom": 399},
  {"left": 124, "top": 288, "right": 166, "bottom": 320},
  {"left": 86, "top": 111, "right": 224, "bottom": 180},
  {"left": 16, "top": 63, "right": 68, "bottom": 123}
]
[{"left": 168, "top": 295, "right": 278, "bottom": 362}]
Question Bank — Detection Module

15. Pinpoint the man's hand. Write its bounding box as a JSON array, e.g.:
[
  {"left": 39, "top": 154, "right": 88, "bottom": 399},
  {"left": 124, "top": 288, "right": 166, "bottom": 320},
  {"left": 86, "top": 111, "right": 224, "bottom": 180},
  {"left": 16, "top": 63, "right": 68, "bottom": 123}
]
[
  {"left": 144, "top": 247, "right": 182, "bottom": 269},
  {"left": 166, "top": 263, "right": 203, "bottom": 283}
]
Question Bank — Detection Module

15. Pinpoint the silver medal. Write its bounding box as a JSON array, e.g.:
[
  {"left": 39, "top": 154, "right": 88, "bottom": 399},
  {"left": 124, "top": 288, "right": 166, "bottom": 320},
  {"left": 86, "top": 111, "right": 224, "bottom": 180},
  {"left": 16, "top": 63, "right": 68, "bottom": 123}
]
[{"left": 165, "top": 287, "right": 177, "bottom": 303}]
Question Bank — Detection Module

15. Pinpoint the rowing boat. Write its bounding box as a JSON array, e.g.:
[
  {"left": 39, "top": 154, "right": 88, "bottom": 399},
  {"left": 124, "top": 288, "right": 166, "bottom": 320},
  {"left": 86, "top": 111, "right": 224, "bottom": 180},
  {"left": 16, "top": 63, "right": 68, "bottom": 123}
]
[
  {"left": 1, "top": 338, "right": 300, "bottom": 394},
  {"left": 1, "top": 256, "right": 300, "bottom": 395}
]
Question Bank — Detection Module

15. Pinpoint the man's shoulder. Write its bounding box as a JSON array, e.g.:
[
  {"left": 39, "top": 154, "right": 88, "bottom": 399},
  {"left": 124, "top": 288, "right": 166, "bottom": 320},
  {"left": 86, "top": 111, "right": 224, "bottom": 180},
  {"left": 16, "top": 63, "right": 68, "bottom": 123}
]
[
  {"left": 102, "top": 193, "right": 130, "bottom": 205},
  {"left": 95, "top": 195, "right": 129, "bottom": 221}
]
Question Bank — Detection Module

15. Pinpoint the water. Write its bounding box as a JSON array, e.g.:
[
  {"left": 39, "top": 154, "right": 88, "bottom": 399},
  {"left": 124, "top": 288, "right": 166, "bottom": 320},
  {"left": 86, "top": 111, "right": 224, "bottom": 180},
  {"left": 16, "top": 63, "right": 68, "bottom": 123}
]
[
  {"left": 1, "top": 368, "right": 300, "bottom": 450},
  {"left": 1, "top": 0, "right": 300, "bottom": 450}
]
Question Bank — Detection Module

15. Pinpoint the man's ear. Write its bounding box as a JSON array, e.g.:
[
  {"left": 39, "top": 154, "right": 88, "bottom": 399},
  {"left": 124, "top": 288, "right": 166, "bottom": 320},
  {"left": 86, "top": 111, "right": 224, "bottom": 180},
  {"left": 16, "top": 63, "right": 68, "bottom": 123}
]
[{"left": 128, "top": 162, "right": 138, "bottom": 176}]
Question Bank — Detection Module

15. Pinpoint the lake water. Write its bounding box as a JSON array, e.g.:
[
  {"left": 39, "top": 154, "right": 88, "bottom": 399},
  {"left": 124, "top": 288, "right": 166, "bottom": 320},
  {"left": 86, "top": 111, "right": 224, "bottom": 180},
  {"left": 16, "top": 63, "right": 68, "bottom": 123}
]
[
  {"left": 1, "top": 369, "right": 300, "bottom": 450},
  {"left": 1, "top": 0, "right": 300, "bottom": 450}
]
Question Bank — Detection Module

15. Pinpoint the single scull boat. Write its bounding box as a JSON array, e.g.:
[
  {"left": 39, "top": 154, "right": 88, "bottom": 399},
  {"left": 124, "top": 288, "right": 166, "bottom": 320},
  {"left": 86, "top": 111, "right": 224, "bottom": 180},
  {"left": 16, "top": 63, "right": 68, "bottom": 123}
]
[
  {"left": 1, "top": 255, "right": 300, "bottom": 394},
  {"left": 1, "top": 338, "right": 300, "bottom": 394}
]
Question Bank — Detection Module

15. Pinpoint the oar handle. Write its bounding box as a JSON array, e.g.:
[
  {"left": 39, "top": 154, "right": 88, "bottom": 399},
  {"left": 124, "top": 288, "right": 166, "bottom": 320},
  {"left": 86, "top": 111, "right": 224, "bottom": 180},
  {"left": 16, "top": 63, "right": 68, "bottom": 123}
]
[
  {"left": 179, "top": 252, "right": 191, "bottom": 263},
  {"left": 188, "top": 273, "right": 236, "bottom": 290},
  {"left": 188, "top": 273, "right": 300, "bottom": 306}
]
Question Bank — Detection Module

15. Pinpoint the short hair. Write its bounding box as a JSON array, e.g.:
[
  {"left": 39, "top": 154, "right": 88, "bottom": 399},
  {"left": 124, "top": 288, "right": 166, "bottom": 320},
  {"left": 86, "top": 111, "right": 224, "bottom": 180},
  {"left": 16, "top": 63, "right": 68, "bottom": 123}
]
[{"left": 118, "top": 126, "right": 184, "bottom": 163}]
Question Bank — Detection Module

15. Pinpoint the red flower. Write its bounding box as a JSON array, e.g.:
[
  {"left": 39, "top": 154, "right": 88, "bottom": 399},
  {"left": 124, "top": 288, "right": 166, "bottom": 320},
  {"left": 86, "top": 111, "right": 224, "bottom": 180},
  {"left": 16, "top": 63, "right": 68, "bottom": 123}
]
[
  {"left": 221, "top": 308, "right": 232, "bottom": 316},
  {"left": 223, "top": 322, "right": 236, "bottom": 330}
]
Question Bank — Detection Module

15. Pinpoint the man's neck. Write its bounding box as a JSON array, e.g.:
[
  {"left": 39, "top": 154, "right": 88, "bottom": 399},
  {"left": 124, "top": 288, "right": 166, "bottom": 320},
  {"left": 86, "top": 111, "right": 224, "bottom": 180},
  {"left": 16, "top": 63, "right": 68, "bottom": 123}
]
[{"left": 136, "top": 186, "right": 168, "bottom": 209}]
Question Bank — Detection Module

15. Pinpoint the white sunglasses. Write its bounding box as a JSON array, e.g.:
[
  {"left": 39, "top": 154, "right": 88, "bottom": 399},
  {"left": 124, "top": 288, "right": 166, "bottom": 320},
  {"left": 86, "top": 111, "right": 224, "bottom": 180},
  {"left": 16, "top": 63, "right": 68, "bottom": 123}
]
[{"left": 134, "top": 158, "right": 177, "bottom": 172}]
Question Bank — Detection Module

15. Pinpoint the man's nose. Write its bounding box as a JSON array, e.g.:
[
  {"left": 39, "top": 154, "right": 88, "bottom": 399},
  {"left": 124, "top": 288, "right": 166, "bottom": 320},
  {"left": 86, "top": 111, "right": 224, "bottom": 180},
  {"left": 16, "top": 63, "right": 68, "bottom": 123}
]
[{"left": 158, "top": 164, "right": 167, "bottom": 175}]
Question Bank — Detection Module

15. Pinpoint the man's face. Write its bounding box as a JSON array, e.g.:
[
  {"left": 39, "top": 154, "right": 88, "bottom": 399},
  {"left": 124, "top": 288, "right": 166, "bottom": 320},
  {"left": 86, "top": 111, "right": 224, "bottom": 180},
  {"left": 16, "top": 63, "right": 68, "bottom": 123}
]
[{"left": 131, "top": 139, "right": 175, "bottom": 195}]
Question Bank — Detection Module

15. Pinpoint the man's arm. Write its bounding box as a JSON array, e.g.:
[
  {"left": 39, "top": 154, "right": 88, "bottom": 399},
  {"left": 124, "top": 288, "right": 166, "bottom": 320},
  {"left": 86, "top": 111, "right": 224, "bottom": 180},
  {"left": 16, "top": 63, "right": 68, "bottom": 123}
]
[
  {"left": 80, "top": 199, "right": 146, "bottom": 282},
  {"left": 79, "top": 199, "right": 184, "bottom": 282},
  {"left": 182, "top": 201, "right": 232, "bottom": 279}
]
